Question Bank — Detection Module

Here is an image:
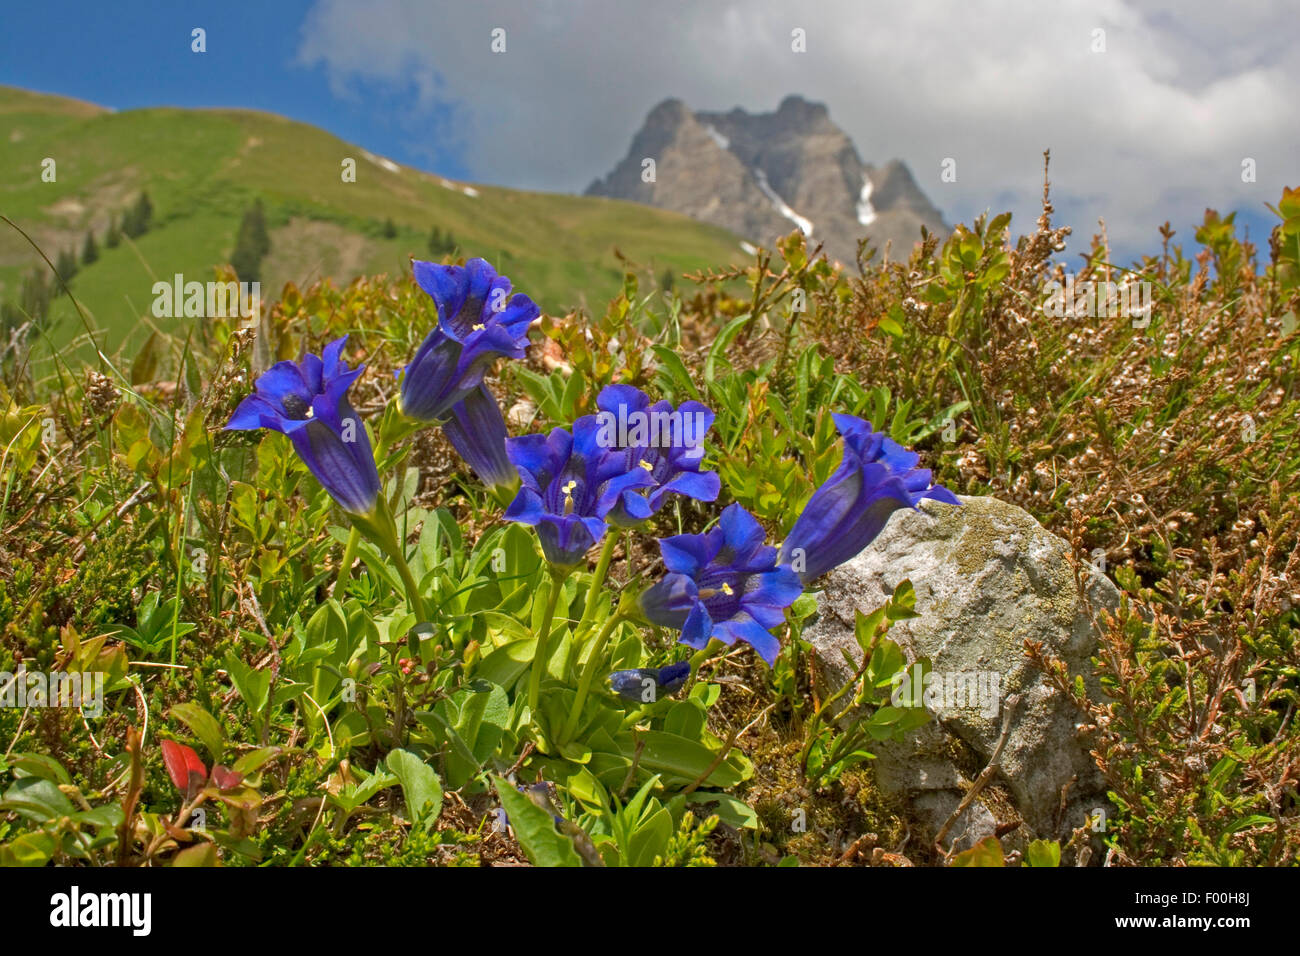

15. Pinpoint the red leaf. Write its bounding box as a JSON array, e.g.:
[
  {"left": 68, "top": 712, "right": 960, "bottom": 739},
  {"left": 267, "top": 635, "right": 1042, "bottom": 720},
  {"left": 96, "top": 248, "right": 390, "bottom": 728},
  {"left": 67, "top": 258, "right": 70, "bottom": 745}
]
[
  {"left": 160, "top": 739, "right": 207, "bottom": 793},
  {"left": 209, "top": 765, "right": 244, "bottom": 791}
]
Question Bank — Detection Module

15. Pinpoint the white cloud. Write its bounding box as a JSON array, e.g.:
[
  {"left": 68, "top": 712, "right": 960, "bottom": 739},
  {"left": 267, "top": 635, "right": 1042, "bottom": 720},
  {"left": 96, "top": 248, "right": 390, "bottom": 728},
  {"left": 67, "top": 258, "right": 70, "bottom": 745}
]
[{"left": 297, "top": 0, "right": 1299, "bottom": 259}]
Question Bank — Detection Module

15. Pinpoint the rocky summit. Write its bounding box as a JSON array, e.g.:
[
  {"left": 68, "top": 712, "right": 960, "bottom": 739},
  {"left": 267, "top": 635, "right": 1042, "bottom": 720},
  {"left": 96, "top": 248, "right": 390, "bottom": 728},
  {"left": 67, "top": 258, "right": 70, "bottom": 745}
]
[{"left": 586, "top": 95, "right": 949, "bottom": 265}]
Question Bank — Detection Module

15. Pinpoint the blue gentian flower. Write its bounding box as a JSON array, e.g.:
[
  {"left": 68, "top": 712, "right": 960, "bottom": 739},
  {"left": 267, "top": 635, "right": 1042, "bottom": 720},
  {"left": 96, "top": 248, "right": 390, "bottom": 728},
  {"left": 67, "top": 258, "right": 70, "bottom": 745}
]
[
  {"left": 779, "top": 414, "right": 959, "bottom": 583},
  {"left": 504, "top": 415, "right": 654, "bottom": 566},
  {"left": 594, "top": 385, "right": 720, "bottom": 525},
  {"left": 639, "top": 503, "right": 802, "bottom": 667},
  {"left": 441, "top": 384, "right": 519, "bottom": 494},
  {"left": 225, "top": 335, "right": 381, "bottom": 515},
  {"left": 608, "top": 660, "right": 691, "bottom": 702},
  {"left": 398, "top": 258, "right": 538, "bottom": 423}
]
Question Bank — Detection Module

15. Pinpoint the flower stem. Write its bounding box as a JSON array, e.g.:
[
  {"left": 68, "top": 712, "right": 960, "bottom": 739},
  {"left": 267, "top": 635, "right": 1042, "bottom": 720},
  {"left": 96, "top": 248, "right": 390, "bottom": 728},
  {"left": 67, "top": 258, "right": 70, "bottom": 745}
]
[
  {"left": 559, "top": 611, "right": 627, "bottom": 743},
  {"left": 387, "top": 543, "right": 431, "bottom": 623},
  {"left": 575, "top": 533, "right": 620, "bottom": 636},
  {"left": 350, "top": 500, "right": 430, "bottom": 622},
  {"left": 336, "top": 527, "right": 360, "bottom": 590},
  {"left": 684, "top": 640, "right": 718, "bottom": 692},
  {"left": 528, "top": 568, "right": 568, "bottom": 719}
]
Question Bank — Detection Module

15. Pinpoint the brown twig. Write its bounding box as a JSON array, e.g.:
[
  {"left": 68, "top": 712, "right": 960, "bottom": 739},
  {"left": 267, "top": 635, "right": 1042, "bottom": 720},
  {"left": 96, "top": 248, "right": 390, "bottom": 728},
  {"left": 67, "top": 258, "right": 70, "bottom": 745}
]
[{"left": 935, "top": 693, "right": 1022, "bottom": 858}]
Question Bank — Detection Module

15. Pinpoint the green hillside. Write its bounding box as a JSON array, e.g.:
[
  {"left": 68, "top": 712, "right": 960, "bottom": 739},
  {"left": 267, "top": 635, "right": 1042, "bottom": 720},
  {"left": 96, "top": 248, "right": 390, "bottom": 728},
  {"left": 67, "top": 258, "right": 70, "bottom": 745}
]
[{"left": 0, "top": 85, "right": 745, "bottom": 361}]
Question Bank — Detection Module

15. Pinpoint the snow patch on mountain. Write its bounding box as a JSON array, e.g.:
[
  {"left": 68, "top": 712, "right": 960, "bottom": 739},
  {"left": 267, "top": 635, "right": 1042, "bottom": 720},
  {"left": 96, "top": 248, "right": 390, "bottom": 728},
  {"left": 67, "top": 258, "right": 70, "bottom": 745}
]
[
  {"left": 703, "top": 124, "right": 729, "bottom": 150},
  {"left": 361, "top": 149, "right": 401, "bottom": 174},
  {"left": 753, "top": 169, "right": 813, "bottom": 237},
  {"left": 857, "top": 175, "right": 877, "bottom": 226}
]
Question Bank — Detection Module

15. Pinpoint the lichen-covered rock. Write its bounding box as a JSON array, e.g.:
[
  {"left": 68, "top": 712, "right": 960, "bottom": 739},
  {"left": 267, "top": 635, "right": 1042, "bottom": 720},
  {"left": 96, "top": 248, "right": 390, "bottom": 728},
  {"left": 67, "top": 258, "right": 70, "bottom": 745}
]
[{"left": 804, "top": 495, "right": 1118, "bottom": 852}]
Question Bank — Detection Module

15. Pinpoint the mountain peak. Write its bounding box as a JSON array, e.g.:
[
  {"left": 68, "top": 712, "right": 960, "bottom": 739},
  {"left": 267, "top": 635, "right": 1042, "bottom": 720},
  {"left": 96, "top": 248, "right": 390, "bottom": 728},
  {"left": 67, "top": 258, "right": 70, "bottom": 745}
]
[
  {"left": 775, "top": 94, "right": 830, "bottom": 123},
  {"left": 587, "top": 96, "right": 947, "bottom": 263},
  {"left": 644, "top": 97, "right": 692, "bottom": 126}
]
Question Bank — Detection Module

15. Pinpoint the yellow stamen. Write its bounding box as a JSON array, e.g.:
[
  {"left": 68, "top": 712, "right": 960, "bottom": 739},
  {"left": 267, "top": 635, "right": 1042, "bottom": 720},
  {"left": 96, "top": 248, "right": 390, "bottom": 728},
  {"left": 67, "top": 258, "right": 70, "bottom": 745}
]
[
  {"left": 562, "top": 479, "right": 577, "bottom": 515},
  {"left": 721, "top": 582, "right": 734, "bottom": 596},
  {"left": 639, "top": 460, "right": 654, "bottom": 472},
  {"left": 472, "top": 323, "right": 486, "bottom": 331}
]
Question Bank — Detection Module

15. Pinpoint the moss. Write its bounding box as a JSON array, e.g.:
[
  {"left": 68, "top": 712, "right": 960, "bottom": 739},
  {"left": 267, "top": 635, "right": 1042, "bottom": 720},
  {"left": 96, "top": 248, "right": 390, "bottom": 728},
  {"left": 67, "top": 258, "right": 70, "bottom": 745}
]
[{"left": 731, "top": 699, "right": 910, "bottom": 865}]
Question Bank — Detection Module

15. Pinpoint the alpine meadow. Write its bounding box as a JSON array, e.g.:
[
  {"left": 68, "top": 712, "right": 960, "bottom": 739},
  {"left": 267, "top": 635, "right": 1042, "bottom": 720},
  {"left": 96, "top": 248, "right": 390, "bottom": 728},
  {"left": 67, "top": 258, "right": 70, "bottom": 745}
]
[{"left": 1, "top": 3, "right": 1297, "bottom": 905}]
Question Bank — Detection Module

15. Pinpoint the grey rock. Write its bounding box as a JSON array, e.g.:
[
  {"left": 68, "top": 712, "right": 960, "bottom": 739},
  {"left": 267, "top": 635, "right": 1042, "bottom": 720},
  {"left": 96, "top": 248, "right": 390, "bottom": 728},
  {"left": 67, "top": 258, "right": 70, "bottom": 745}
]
[
  {"left": 586, "top": 95, "right": 948, "bottom": 266},
  {"left": 804, "top": 495, "right": 1117, "bottom": 849}
]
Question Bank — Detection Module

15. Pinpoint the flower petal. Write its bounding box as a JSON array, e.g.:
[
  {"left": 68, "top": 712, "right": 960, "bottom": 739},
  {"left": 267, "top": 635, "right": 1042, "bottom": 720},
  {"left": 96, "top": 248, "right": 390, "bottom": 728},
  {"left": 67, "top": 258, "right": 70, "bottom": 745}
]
[
  {"left": 443, "top": 385, "right": 518, "bottom": 492},
  {"left": 713, "top": 614, "right": 782, "bottom": 667},
  {"left": 658, "top": 533, "right": 712, "bottom": 576},
  {"left": 677, "top": 601, "right": 713, "bottom": 650},
  {"left": 639, "top": 572, "right": 698, "bottom": 628}
]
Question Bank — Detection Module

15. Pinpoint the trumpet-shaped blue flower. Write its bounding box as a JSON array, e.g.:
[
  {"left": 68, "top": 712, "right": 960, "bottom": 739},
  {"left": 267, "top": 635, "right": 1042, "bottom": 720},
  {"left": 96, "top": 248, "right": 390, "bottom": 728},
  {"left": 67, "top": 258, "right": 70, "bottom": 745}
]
[
  {"left": 608, "top": 661, "right": 691, "bottom": 702},
  {"left": 441, "top": 384, "right": 519, "bottom": 494},
  {"left": 398, "top": 258, "right": 538, "bottom": 424},
  {"left": 225, "top": 335, "right": 381, "bottom": 515},
  {"left": 594, "top": 385, "right": 720, "bottom": 525},
  {"left": 639, "top": 503, "right": 801, "bottom": 667},
  {"left": 779, "top": 414, "right": 959, "bottom": 584},
  {"left": 504, "top": 416, "right": 654, "bottom": 566}
]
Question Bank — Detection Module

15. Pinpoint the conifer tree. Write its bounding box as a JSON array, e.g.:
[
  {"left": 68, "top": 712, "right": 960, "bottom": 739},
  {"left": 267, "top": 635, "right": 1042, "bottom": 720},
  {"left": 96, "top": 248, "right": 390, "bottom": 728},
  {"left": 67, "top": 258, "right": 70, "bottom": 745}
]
[
  {"left": 54, "top": 249, "right": 77, "bottom": 290},
  {"left": 230, "top": 199, "right": 272, "bottom": 282},
  {"left": 122, "top": 191, "right": 153, "bottom": 238},
  {"left": 3, "top": 267, "right": 52, "bottom": 334},
  {"left": 82, "top": 230, "right": 99, "bottom": 266}
]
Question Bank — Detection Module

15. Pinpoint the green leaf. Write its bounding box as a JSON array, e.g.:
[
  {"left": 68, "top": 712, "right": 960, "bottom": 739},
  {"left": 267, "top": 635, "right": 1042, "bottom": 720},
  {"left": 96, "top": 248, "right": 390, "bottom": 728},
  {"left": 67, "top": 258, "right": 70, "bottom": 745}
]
[
  {"left": 169, "top": 702, "right": 225, "bottom": 763},
  {"left": 416, "top": 708, "right": 482, "bottom": 783},
  {"left": 854, "top": 607, "right": 886, "bottom": 653},
  {"left": 703, "top": 314, "right": 752, "bottom": 383},
  {"left": 6, "top": 753, "right": 71, "bottom": 786},
  {"left": 886, "top": 579, "right": 917, "bottom": 619},
  {"left": 1, "top": 777, "right": 74, "bottom": 822},
  {"left": 352, "top": 540, "right": 406, "bottom": 595},
  {"left": 223, "top": 653, "right": 271, "bottom": 717},
  {"left": 877, "top": 311, "right": 904, "bottom": 337},
  {"left": 950, "top": 835, "right": 1004, "bottom": 867},
  {"left": 474, "top": 637, "right": 536, "bottom": 689},
  {"left": 339, "top": 768, "right": 398, "bottom": 811},
  {"left": 73, "top": 805, "right": 125, "bottom": 829},
  {"left": 130, "top": 331, "right": 163, "bottom": 386},
  {"left": 559, "top": 364, "right": 586, "bottom": 420},
  {"left": 629, "top": 806, "right": 673, "bottom": 867},
  {"left": 385, "top": 749, "right": 444, "bottom": 831},
  {"left": 635, "top": 731, "right": 750, "bottom": 789},
  {"left": 231, "top": 747, "right": 282, "bottom": 777},
  {"left": 1025, "top": 839, "right": 1061, "bottom": 867},
  {"left": 457, "top": 681, "right": 510, "bottom": 765},
  {"left": 172, "top": 842, "right": 220, "bottom": 867},
  {"left": 1226, "top": 814, "right": 1275, "bottom": 834},
  {"left": 0, "top": 830, "right": 57, "bottom": 867},
  {"left": 650, "top": 346, "right": 702, "bottom": 402},
  {"left": 685, "top": 792, "right": 758, "bottom": 830},
  {"left": 494, "top": 778, "right": 583, "bottom": 867}
]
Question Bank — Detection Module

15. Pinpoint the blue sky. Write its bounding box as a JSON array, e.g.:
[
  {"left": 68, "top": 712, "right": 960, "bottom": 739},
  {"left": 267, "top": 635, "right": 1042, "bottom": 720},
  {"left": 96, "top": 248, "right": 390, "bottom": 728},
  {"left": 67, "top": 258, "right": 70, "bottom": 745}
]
[
  {"left": 0, "top": 0, "right": 470, "bottom": 179},
  {"left": 2, "top": 0, "right": 1295, "bottom": 264}
]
